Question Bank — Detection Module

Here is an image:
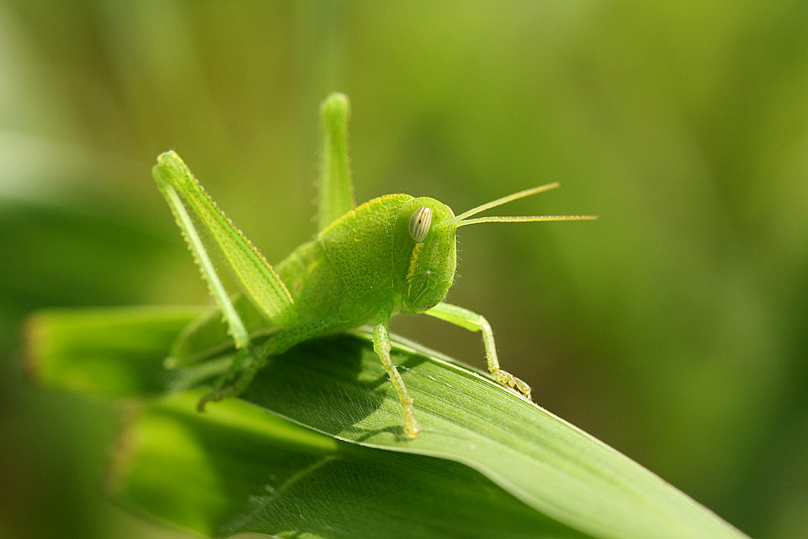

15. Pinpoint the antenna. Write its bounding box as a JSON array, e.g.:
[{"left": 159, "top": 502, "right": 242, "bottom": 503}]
[{"left": 448, "top": 182, "right": 597, "bottom": 227}]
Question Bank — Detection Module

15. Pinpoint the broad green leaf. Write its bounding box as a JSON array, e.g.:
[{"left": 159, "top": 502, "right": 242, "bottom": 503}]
[
  {"left": 113, "top": 391, "right": 581, "bottom": 538},
  {"left": 28, "top": 308, "right": 745, "bottom": 538}
]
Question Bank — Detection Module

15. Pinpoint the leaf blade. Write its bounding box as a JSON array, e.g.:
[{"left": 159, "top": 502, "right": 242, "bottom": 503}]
[
  {"left": 27, "top": 306, "right": 204, "bottom": 397},
  {"left": 113, "top": 392, "right": 579, "bottom": 539},
  {"left": 27, "top": 308, "right": 746, "bottom": 538},
  {"left": 237, "top": 331, "right": 745, "bottom": 539}
]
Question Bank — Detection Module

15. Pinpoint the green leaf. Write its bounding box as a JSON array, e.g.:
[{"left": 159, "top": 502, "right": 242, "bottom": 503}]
[
  {"left": 114, "top": 392, "right": 581, "bottom": 538},
  {"left": 28, "top": 308, "right": 746, "bottom": 538},
  {"left": 27, "top": 307, "right": 206, "bottom": 397}
]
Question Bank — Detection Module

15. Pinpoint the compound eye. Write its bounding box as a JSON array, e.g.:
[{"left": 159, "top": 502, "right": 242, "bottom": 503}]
[{"left": 408, "top": 206, "right": 433, "bottom": 242}]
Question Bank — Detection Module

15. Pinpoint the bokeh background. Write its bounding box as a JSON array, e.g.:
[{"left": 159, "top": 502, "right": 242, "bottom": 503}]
[{"left": 2, "top": 2, "right": 807, "bottom": 538}]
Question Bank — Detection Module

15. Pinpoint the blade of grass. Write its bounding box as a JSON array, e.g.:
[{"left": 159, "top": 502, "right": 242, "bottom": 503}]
[
  {"left": 27, "top": 308, "right": 746, "bottom": 538},
  {"left": 113, "top": 391, "right": 583, "bottom": 538},
  {"left": 235, "top": 330, "right": 745, "bottom": 539},
  {"left": 27, "top": 306, "right": 206, "bottom": 397}
]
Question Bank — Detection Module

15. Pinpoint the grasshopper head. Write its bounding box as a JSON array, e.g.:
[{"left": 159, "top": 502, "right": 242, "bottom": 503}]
[
  {"left": 393, "top": 184, "right": 597, "bottom": 313},
  {"left": 393, "top": 197, "right": 457, "bottom": 313}
]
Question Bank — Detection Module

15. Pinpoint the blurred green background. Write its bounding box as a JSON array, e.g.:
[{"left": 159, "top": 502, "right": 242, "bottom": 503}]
[{"left": 2, "top": 2, "right": 807, "bottom": 538}]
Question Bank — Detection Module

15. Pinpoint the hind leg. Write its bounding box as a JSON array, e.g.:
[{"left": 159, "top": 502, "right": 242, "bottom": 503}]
[{"left": 196, "top": 320, "right": 334, "bottom": 411}]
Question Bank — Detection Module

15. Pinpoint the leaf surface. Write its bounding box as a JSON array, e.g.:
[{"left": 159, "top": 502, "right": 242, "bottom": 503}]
[{"left": 28, "top": 308, "right": 745, "bottom": 538}]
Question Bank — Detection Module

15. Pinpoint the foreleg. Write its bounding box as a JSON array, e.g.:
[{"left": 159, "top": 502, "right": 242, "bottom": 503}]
[{"left": 424, "top": 302, "right": 531, "bottom": 398}]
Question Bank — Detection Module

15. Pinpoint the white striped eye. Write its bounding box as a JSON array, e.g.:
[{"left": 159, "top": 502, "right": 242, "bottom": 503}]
[{"left": 408, "top": 206, "right": 433, "bottom": 242}]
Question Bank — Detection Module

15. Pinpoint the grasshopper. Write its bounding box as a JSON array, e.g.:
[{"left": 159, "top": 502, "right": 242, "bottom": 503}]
[{"left": 153, "top": 93, "right": 595, "bottom": 438}]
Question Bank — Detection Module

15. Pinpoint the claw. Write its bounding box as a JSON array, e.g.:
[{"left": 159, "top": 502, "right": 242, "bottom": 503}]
[
  {"left": 491, "top": 368, "right": 532, "bottom": 400},
  {"left": 402, "top": 398, "right": 421, "bottom": 438},
  {"left": 193, "top": 347, "right": 267, "bottom": 414},
  {"left": 197, "top": 390, "right": 223, "bottom": 412}
]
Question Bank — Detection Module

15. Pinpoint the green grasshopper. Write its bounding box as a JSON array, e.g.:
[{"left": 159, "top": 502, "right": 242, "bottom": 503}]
[{"left": 153, "top": 93, "right": 595, "bottom": 438}]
